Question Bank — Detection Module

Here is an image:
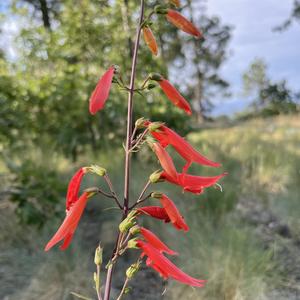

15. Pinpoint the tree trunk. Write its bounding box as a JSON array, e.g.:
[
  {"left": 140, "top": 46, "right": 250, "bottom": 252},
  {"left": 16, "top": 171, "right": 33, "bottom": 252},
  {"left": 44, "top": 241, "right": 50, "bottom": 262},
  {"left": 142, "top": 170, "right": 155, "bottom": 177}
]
[{"left": 39, "top": 0, "right": 51, "bottom": 29}]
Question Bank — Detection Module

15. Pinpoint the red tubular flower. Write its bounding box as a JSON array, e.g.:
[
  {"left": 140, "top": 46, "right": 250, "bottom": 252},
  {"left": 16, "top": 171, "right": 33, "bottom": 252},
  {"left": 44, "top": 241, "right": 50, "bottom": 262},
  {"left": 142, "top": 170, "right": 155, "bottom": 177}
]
[
  {"left": 161, "top": 171, "right": 227, "bottom": 194},
  {"left": 151, "top": 142, "right": 178, "bottom": 181},
  {"left": 150, "top": 74, "right": 192, "bottom": 115},
  {"left": 137, "top": 240, "right": 206, "bottom": 287},
  {"left": 159, "top": 79, "right": 192, "bottom": 115},
  {"left": 157, "top": 194, "right": 189, "bottom": 232},
  {"left": 89, "top": 66, "right": 115, "bottom": 115},
  {"left": 166, "top": 9, "right": 202, "bottom": 39},
  {"left": 45, "top": 192, "right": 89, "bottom": 251},
  {"left": 137, "top": 206, "right": 170, "bottom": 223},
  {"left": 143, "top": 26, "right": 158, "bottom": 56},
  {"left": 66, "top": 167, "right": 87, "bottom": 211},
  {"left": 148, "top": 122, "right": 221, "bottom": 171},
  {"left": 140, "top": 227, "right": 178, "bottom": 255}
]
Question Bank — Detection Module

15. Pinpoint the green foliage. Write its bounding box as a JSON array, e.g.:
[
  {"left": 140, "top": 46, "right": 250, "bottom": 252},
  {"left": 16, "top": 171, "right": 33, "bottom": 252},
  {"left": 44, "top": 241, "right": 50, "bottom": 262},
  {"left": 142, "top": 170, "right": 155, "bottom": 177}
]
[{"left": 2, "top": 155, "right": 66, "bottom": 227}]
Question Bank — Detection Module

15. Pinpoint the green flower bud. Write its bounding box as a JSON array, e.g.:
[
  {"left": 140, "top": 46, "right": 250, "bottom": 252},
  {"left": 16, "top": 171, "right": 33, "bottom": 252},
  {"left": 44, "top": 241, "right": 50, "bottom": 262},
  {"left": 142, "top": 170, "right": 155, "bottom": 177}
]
[
  {"left": 119, "top": 216, "right": 136, "bottom": 233},
  {"left": 127, "top": 238, "right": 139, "bottom": 249},
  {"left": 129, "top": 225, "right": 141, "bottom": 235},
  {"left": 94, "top": 245, "right": 103, "bottom": 266},
  {"left": 154, "top": 5, "right": 168, "bottom": 14},
  {"left": 126, "top": 261, "right": 141, "bottom": 279},
  {"left": 149, "top": 170, "right": 163, "bottom": 183},
  {"left": 135, "top": 117, "right": 147, "bottom": 128},
  {"left": 88, "top": 165, "right": 107, "bottom": 176},
  {"left": 148, "top": 122, "right": 164, "bottom": 132},
  {"left": 151, "top": 192, "right": 163, "bottom": 199},
  {"left": 149, "top": 72, "right": 163, "bottom": 81}
]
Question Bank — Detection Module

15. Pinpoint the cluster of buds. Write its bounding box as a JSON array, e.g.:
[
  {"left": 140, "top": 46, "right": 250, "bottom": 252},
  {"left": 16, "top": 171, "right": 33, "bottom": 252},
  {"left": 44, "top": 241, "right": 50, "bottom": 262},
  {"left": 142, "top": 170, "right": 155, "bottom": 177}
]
[{"left": 44, "top": 0, "right": 227, "bottom": 298}]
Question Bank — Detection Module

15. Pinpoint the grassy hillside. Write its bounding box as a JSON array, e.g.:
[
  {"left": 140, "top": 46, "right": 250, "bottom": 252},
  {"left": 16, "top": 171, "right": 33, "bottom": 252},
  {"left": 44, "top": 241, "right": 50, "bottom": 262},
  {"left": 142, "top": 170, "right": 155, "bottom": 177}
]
[{"left": 0, "top": 115, "right": 299, "bottom": 300}]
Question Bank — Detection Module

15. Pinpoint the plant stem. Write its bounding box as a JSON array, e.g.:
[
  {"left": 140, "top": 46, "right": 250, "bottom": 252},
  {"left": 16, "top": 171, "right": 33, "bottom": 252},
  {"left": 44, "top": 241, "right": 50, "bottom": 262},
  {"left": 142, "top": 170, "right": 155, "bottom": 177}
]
[
  {"left": 123, "top": 0, "right": 145, "bottom": 216},
  {"left": 116, "top": 277, "right": 130, "bottom": 300},
  {"left": 103, "top": 1, "right": 145, "bottom": 299}
]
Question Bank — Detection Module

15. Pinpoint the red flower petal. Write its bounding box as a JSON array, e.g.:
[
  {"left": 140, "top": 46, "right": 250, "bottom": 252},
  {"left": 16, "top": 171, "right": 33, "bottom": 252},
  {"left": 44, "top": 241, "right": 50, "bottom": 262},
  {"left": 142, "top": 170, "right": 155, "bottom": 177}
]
[
  {"left": 45, "top": 192, "right": 89, "bottom": 251},
  {"left": 166, "top": 9, "right": 202, "bottom": 38},
  {"left": 89, "top": 66, "right": 115, "bottom": 115},
  {"left": 161, "top": 171, "right": 227, "bottom": 194},
  {"left": 66, "top": 167, "right": 87, "bottom": 211},
  {"left": 137, "top": 206, "right": 170, "bottom": 223},
  {"left": 159, "top": 194, "right": 189, "bottom": 232},
  {"left": 158, "top": 79, "right": 192, "bottom": 115},
  {"left": 143, "top": 26, "right": 158, "bottom": 56},
  {"left": 148, "top": 123, "right": 221, "bottom": 170},
  {"left": 137, "top": 240, "right": 205, "bottom": 287},
  {"left": 152, "top": 142, "right": 178, "bottom": 181},
  {"left": 140, "top": 227, "right": 178, "bottom": 255}
]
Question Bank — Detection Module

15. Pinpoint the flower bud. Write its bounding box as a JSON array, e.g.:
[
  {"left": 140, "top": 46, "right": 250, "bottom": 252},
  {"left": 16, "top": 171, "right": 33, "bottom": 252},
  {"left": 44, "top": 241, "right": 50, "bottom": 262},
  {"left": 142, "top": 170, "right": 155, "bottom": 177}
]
[
  {"left": 84, "top": 189, "right": 97, "bottom": 199},
  {"left": 119, "top": 216, "right": 136, "bottom": 233},
  {"left": 147, "top": 83, "right": 157, "bottom": 90},
  {"left": 151, "top": 192, "right": 163, "bottom": 199},
  {"left": 129, "top": 225, "right": 141, "bottom": 235},
  {"left": 88, "top": 165, "right": 106, "bottom": 176},
  {"left": 94, "top": 245, "right": 103, "bottom": 266},
  {"left": 149, "top": 170, "right": 163, "bottom": 183},
  {"left": 148, "top": 122, "right": 164, "bottom": 132},
  {"left": 149, "top": 72, "right": 163, "bottom": 81},
  {"left": 127, "top": 238, "right": 139, "bottom": 249},
  {"left": 126, "top": 261, "right": 141, "bottom": 279},
  {"left": 154, "top": 5, "right": 168, "bottom": 14},
  {"left": 135, "top": 117, "right": 147, "bottom": 129},
  {"left": 113, "top": 64, "right": 120, "bottom": 74}
]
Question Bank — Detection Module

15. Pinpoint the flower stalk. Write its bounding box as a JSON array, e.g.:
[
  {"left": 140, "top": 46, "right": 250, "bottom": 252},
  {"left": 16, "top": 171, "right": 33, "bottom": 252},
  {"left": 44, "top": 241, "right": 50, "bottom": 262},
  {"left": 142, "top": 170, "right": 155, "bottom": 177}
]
[{"left": 103, "top": 0, "right": 145, "bottom": 298}]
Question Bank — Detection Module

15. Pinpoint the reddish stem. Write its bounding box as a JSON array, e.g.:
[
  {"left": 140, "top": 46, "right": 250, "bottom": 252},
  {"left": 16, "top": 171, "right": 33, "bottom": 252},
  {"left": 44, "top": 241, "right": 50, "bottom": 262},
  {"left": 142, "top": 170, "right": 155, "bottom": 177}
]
[{"left": 103, "top": 0, "right": 145, "bottom": 299}]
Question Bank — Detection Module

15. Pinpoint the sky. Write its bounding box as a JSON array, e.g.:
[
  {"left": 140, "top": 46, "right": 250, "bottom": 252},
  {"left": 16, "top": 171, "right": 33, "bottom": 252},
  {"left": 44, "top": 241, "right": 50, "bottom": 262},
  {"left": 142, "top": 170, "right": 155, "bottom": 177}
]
[
  {"left": 205, "top": 0, "right": 300, "bottom": 115},
  {"left": 0, "top": 1, "right": 299, "bottom": 116}
]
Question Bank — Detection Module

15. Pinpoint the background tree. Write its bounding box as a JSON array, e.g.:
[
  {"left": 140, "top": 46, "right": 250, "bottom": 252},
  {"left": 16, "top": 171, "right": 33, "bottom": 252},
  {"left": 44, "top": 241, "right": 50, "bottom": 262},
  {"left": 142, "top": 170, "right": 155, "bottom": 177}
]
[
  {"left": 274, "top": 0, "right": 300, "bottom": 31},
  {"left": 170, "top": 0, "right": 232, "bottom": 122},
  {"left": 242, "top": 58, "right": 299, "bottom": 116}
]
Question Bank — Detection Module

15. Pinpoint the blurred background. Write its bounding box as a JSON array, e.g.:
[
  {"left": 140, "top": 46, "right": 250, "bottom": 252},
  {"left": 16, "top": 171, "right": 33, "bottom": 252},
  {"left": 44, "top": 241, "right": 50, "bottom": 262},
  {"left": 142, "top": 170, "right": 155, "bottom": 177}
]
[{"left": 0, "top": 0, "right": 299, "bottom": 299}]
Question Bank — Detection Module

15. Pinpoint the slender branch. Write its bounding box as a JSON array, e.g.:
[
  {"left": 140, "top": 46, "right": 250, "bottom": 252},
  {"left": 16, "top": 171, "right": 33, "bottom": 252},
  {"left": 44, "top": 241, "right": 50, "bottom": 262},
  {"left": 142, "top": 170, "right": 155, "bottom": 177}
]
[
  {"left": 138, "top": 180, "right": 151, "bottom": 202},
  {"left": 129, "top": 193, "right": 152, "bottom": 210},
  {"left": 99, "top": 189, "right": 123, "bottom": 209},
  {"left": 129, "top": 180, "right": 151, "bottom": 209},
  {"left": 123, "top": 0, "right": 145, "bottom": 215},
  {"left": 103, "top": 1, "right": 145, "bottom": 299},
  {"left": 96, "top": 264, "right": 102, "bottom": 300},
  {"left": 130, "top": 126, "right": 138, "bottom": 144},
  {"left": 116, "top": 277, "right": 130, "bottom": 300},
  {"left": 130, "top": 128, "right": 149, "bottom": 152}
]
